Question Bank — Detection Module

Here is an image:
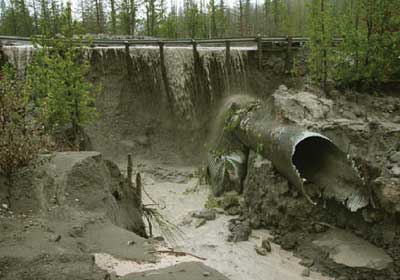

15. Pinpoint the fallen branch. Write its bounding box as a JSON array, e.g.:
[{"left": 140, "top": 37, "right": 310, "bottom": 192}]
[{"left": 150, "top": 249, "right": 207, "bottom": 261}]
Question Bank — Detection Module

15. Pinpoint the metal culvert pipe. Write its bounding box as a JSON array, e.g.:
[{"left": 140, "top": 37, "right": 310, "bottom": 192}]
[{"left": 209, "top": 100, "right": 369, "bottom": 212}]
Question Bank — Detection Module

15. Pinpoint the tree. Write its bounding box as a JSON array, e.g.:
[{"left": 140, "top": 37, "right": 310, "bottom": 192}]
[
  {"left": 307, "top": 0, "right": 335, "bottom": 92},
  {"left": 120, "top": 0, "right": 137, "bottom": 35},
  {"left": 0, "top": 66, "right": 45, "bottom": 207},
  {"left": 208, "top": 0, "right": 217, "bottom": 37},
  {"left": 335, "top": 0, "right": 400, "bottom": 87},
  {"left": 94, "top": 0, "right": 105, "bottom": 33},
  {"left": 158, "top": 0, "right": 178, "bottom": 38},
  {"left": 110, "top": 0, "right": 117, "bottom": 34},
  {"left": 184, "top": 0, "right": 200, "bottom": 37},
  {"left": 27, "top": 2, "right": 98, "bottom": 148}
]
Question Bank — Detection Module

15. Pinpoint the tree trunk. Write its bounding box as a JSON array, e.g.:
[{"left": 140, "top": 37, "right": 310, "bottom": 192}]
[{"left": 110, "top": 0, "right": 116, "bottom": 34}]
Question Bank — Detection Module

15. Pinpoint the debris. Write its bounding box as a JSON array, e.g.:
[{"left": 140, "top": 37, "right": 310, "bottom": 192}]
[
  {"left": 313, "top": 223, "right": 327, "bottom": 233},
  {"left": 193, "top": 209, "right": 216, "bottom": 221},
  {"left": 152, "top": 236, "right": 165, "bottom": 242},
  {"left": 227, "top": 220, "right": 251, "bottom": 242},
  {"left": 220, "top": 191, "right": 240, "bottom": 210},
  {"left": 180, "top": 214, "right": 193, "bottom": 226},
  {"left": 299, "top": 258, "right": 314, "bottom": 268},
  {"left": 261, "top": 238, "right": 272, "bottom": 252},
  {"left": 151, "top": 249, "right": 207, "bottom": 261},
  {"left": 301, "top": 268, "right": 310, "bottom": 277},
  {"left": 49, "top": 234, "right": 61, "bottom": 242},
  {"left": 281, "top": 233, "right": 297, "bottom": 250},
  {"left": 255, "top": 246, "right": 268, "bottom": 256},
  {"left": 390, "top": 166, "right": 400, "bottom": 177},
  {"left": 195, "top": 218, "right": 206, "bottom": 228}
]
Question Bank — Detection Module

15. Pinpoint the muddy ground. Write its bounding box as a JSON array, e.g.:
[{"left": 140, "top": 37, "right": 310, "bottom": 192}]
[
  {"left": 0, "top": 71, "right": 399, "bottom": 280},
  {"left": 238, "top": 86, "right": 400, "bottom": 280}
]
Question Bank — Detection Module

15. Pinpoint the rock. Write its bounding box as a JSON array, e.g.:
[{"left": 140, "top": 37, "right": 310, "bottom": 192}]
[
  {"left": 280, "top": 233, "right": 298, "bottom": 250},
  {"left": 313, "top": 223, "right": 327, "bottom": 233},
  {"left": 373, "top": 177, "right": 400, "bottom": 213},
  {"left": 261, "top": 238, "right": 272, "bottom": 252},
  {"left": 299, "top": 258, "right": 314, "bottom": 268},
  {"left": 313, "top": 229, "right": 393, "bottom": 270},
  {"left": 301, "top": 268, "right": 310, "bottom": 277},
  {"left": 272, "top": 90, "right": 334, "bottom": 125},
  {"left": 227, "top": 220, "right": 251, "bottom": 242},
  {"left": 278, "top": 84, "right": 288, "bottom": 91},
  {"left": 390, "top": 166, "right": 400, "bottom": 177},
  {"left": 180, "top": 211, "right": 194, "bottom": 226},
  {"left": 2, "top": 204, "right": 8, "bottom": 210},
  {"left": 255, "top": 246, "right": 268, "bottom": 256},
  {"left": 193, "top": 209, "right": 216, "bottom": 221},
  {"left": 203, "top": 271, "right": 210, "bottom": 277},
  {"left": 195, "top": 218, "right": 206, "bottom": 228},
  {"left": 49, "top": 234, "right": 61, "bottom": 242}
]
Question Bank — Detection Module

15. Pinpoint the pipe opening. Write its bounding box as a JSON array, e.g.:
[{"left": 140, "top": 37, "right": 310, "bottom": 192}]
[
  {"left": 292, "top": 136, "right": 344, "bottom": 184},
  {"left": 292, "top": 135, "right": 367, "bottom": 211}
]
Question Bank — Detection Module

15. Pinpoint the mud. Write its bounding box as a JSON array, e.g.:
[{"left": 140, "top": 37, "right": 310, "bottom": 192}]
[
  {"left": 0, "top": 152, "right": 151, "bottom": 280},
  {"left": 239, "top": 87, "right": 400, "bottom": 280},
  {"left": 1, "top": 43, "right": 400, "bottom": 280}
]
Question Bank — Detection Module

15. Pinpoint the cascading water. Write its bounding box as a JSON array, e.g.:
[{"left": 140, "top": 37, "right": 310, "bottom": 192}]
[
  {"left": 1, "top": 45, "right": 34, "bottom": 75},
  {"left": 1, "top": 43, "right": 251, "bottom": 161}
]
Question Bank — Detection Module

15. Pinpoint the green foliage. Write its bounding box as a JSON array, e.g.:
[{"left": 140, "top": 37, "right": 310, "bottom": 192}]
[
  {"left": 27, "top": 3, "right": 98, "bottom": 145},
  {"left": 205, "top": 194, "right": 221, "bottom": 209},
  {"left": 0, "top": 0, "right": 33, "bottom": 36},
  {"left": 334, "top": 0, "right": 400, "bottom": 87},
  {"left": 0, "top": 66, "right": 47, "bottom": 205},
  {"left": 306, "top": 0, "right": 336, "bottom": 91}
]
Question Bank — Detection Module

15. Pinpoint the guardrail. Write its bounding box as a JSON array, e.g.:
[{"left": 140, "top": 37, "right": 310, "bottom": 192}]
[
  {"left": 0, "top": 35, "right": 343, "bottom": 45},
  {"left": 0, "top": 35, "right": 343, "bottom": 71}
]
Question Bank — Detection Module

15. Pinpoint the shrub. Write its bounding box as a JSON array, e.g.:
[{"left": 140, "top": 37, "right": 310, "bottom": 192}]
[{"left": 0, "top": 66, "right": 46, "bottom": 206}]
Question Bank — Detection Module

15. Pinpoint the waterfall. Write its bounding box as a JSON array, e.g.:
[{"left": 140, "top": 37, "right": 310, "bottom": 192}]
[
  {"left": 2, "top": 45, "right": 34, "bottom": 75},
  {"left": 2, "top": 44, "right": 249, "bottom": 125}
]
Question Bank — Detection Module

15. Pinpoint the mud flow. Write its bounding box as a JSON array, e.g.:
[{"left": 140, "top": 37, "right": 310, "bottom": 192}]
[{"left": 1, "top": 45, "right": 400, "bottom": 280}]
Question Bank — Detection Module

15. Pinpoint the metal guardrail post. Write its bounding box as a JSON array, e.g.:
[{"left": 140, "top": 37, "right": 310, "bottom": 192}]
[
  {"left": 192, "top": 39, "right": 198, "bottom": 62},
  {"left": 124, "top": 41, "right": 132, "bottom": 77},
  {"left": 225, "top": 40, "right": 231, "bottom": 74},
  {"left": 287, "top": 36, "right": 293, "bottom": 71},
  {"left": 158, "top": 41, "right": 173, "bottom": 114},
  {"left": 256, "top": 35, "right": 263, "bottom": 71}
]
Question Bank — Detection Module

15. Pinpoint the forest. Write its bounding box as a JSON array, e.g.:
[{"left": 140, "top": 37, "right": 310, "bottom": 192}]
[
  {"left": 1, "top": 1, "right": 400, "bottom": 280},
  {"left": 0, "top": 0, "right": 398, "bottom": 39}
]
